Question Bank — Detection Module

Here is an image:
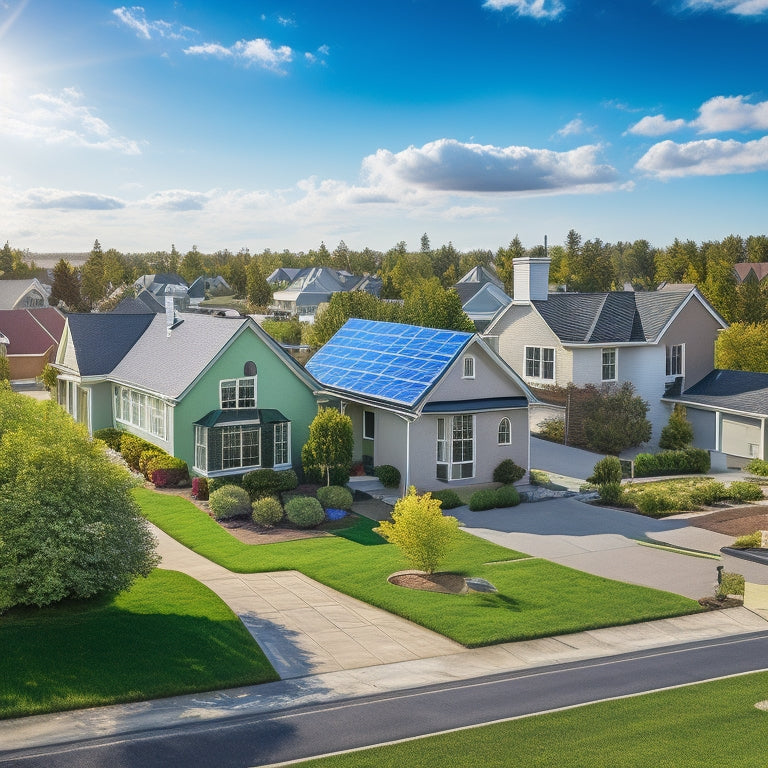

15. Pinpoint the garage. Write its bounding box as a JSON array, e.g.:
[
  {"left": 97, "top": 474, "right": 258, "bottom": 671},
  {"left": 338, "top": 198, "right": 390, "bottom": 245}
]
[{"left": 721, "top": 414, "right": 762, "bottom": 460}]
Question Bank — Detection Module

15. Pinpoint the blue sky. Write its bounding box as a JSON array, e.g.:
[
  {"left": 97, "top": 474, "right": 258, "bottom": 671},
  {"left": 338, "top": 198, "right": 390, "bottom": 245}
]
[{"left": 1, "top": 0, "right": 767, "bottom": 255}]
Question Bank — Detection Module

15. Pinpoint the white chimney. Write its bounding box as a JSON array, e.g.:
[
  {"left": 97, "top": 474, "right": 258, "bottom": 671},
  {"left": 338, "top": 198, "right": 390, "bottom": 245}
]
[{"left": 513, "top": 257, "right": 551, "bottom": 303}]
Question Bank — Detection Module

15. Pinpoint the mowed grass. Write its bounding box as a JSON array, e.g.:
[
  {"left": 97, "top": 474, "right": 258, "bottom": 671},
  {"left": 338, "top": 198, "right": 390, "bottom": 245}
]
[
  {"left": 286, "top": 672, "right": 768, "bottom": 768},
  {"left": 137, "top": 488, "right": 701, "bottom": 647},
  {"left": 0, "top": 569, "right": 277, "bottom": 719}
]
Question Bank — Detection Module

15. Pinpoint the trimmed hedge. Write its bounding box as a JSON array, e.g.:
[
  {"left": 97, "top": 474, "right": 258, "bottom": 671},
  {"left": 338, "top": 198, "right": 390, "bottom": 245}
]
[
  {"left": 148, "top": 455, "right": 190, "bottom": 488},
  {"left": 495, "top": 485, "right": 521, "bottom": 508},
  {"left": 492, "top": 459, "right": 525, "bottom": 485},
  {"left": 316, "top": 485, "right": 353, "bottom": 511},
  {"left": 728, "top": 481, "right": 764, "bottom": 503},
  {"left": 632, "top": 448, "right": 710, "bottom": 478},
  {"left": 745, "top": 458, "right": 768, "bottom": 477},
  {"left": 93, "top": 427, "right": 124, "bottom": 451},
  {"left": 598, "top": 481, "right": 623, "bottom": 505},
  {"left": 469, "top": 489, "right": 497, "bottom": 511},
  {"left": 139, "top": 449, "right": 166, "bottom": 480},
  {"left": 588, "top": 456, "right": 623, "bottom": 486},
  {"left": 285, "top": 496, "right": 325, "bottom": 528},
  {"left": 209, "top": 485, "right": 252, "bottom": 520},
  {"left": 374, "top": 464, "right": 401, "bottom": 488},
  {"left": 252, "top": 497, "right": 284, "bottom": 527},
  {"left": 119, "top": 434, "right": 158, "bottom": 472},
  {"left": 192, "top": 476, "right": 209, "bottom": 501},
  {"left": 243, "top": 468, "right": 281, "bottom": 500},
  {"left": 430, "top": 489, "right": 463, "bottom": 510}
]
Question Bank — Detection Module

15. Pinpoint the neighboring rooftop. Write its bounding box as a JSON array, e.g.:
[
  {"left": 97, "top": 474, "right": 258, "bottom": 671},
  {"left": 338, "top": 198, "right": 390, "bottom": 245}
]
[
  {"left": 0, "top": 308, "right": 65, "bottom": 354},
  {"left": 667, "top": 369, "right": 768, "bottom": 416}
]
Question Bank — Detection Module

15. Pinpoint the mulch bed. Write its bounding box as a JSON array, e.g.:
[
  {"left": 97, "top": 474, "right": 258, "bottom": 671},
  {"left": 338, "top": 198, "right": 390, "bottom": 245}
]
[
  {"left": 388, "top": 571, "right": 468, "bottom": 594},
  {"left": 684, "top": 505, "right": 768, "bottom": 537}
]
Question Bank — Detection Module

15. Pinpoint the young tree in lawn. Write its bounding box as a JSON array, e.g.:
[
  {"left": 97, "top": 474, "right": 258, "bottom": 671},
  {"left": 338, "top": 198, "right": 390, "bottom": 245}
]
[
  {"left": 375, "top": 487, "right": 460, "bottom": 574},
  {"left": 0, "top": 384, "right": 158, "bottom": 613},
  {"left": 659, "top": 404, "right": 694, "bottom": 450},
  {"left": 301, "top": 408, "right": 353, "bottom": 486}
]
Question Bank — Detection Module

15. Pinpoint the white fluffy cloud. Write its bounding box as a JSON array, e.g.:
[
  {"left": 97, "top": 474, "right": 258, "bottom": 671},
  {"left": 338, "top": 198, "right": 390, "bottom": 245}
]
[
  {"left": 635, "top": 136, "right": 768, "bottom": 177},
  {"left": 0, "top": 82, "right": 141, "bottom": 154},
  {"left": 682, "top": 0, "right": 768, "bottom": 15},
  {"left": 141, "top": 190, "right": 209, "bottom": 211},
  {"left": 112, "top": 6, "right": 194, "bottom": 40},
  {"left": 483, "top": 0, "right": 565, "bottom": 19},
  {"left": 627, "top": 114, "right": 687, "bottom": 136},
  {"left": 185, "top": 37, "right": 294, "bottom": 73},
  {"left": 20, "top": 188, "right": 125, "bottom": 210},
  {"left": 362, "top": 139, "right": 618, "bottom": 193}
]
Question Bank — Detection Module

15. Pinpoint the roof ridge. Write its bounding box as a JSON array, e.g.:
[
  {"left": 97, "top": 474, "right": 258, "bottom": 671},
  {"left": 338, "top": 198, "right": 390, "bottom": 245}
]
[{"left": 583, "top": 293, "right": 609, "bottom": 343}]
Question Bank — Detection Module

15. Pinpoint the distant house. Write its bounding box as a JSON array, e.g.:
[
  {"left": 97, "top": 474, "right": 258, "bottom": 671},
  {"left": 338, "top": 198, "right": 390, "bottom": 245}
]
[
  {"left": 485, "top": 258, "right": 727, "bottom": 444},
  {"left": 0, "top": 307, "right": 65, "bottom": 381},
  {"left": 54, "top": 308, "right": 319, "bottom": 477},
  {"left": 187, "top": 276, "right": 207, "bottom": 306},
  {"left": 733, "top": 263, "right": 768, "bottom": 284},
  {"left": 112, "top": 289, "right": 166, "bottom": 314},
  {"left": 271, "top": 268, "right": 383, "bottom": 322},
  {"left": 663, "top": 370, "right": 768, "bottom": 464},
  {"left": 267, "top": 267, "right": 303, "bottom": 286},
  {"left": 205, "top": 276, "right": 233, "bottom": 296},
  {"left": 0, "top": 278, "right": 51, "bottom": 310},
  {"left": 306, "top": 318, "right": 533, "bottom": 492}
]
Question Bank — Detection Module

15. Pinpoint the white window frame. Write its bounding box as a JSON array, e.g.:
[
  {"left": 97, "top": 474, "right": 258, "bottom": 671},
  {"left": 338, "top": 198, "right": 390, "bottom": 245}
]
[
  {"left": 436, "top": 415, "right": 475, "bottom": 481},
  {"left": 666, "top": 344, "right": 684, "bottom": 377},
  {"left": 498, "top": 417, "right": 511, "bottom": 445},
  {"left": 221, "top": 424, "right": 261, "bottom": 470},
  {"left": 195, "top": 425, "right": 208, "bottom": 472},
  {"left": 601, "top": 347, "right": 617, "bottom": 382},
  {"left": 273, "top": 422, "right": 291, "bottom": 467},
  {"left": 524, "top": 346, "right": 555, "bottom": 381},
  {"left": 462, "top": 355, "right": 475, "bottom": 379},
  {"left": 219, "top": 376, "right": 256, "bottom": 409},
  {"left": 114, "top": 385, "right": 167, "bottom": 440}
]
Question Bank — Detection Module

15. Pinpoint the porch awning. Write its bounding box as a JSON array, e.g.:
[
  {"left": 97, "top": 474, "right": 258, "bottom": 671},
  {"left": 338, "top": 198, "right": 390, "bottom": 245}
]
[{"left": 194, "top": 408, "right": 288, "bottom": 428}]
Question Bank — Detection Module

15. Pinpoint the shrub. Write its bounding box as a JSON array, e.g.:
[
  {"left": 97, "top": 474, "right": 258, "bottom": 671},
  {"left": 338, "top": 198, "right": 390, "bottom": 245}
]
[
  {"left": 689, "top": 481, "right": 727, "bottom": 507},
  {"left": 316, "top": 485, "right": 353, "bottom": 511},
  {"left": 119, "top": 434, "right": 158, "bottom": 472},
  {"left": 745, "top": 458, "right": 768, "bottom": 477},
  {"left": 598, "top": 482, "right": 624, "bottom": 505},
  {"left": 430, "top": 489, "right": 463, "bottom": 510},
  {"left": 209, "top": 485, "right": 252, "bottom": 520},
  {"left": 277, "top": 469, "right": 298, "bottom": 492},
  {"left": 588, "top": 456, "right": 623, "bottom": 486},
  {"left": 581, "top": 382, "right": 652, "bottom": 454},
  {"left": 208, "top": 474, "right": 244, "bottom": 492},
  {"left": 732, "top": 531, "right": 762, "bottom": 549},
  {"left": 243, "top": 468, "right": 281, "bottom": 500},
  {"left": 633, "top": 448, "right": 710, "bottom": 478},
  {"left": 375, "top": 487, "right": 460, "bottom": 574},
  {"left": 139, "top": 448, "right": 167, "bottom": 480},
  {"left": 494, "top": 485, "right": 521, "bottom": 508},
  {"left": 659, "top": 404, "right": 694, "bottom": 450},
  {"left": 727, "top": 481, "right": 764, "bottom": 503},
  {"left": 469, "top": 489, "right": 497, "bottom": 511},
  {"left": 717, "top": 572, "right": 745, "bottom": 598},
  {"left": 285, "top": 496, "right": 325, "bottom": 528},
  {"left": 93, "top": 427, "right": 124, "bottom": 451},
  {"left": 192, "top": 476, "right": 209, "bottom": 501},
  {"left": 492, "top": 459, "right": 525, "bottom": 485},
  {"left": 635, "top": 491, "right": 676, "bottom": 517},
  {"left": 536, "top": 417, "right": 565, "bottom": 444},
  {"left": 374, "top": 464, "right": 401, "bottom": 488},
  {"left": 148, "top": 456, "right": 190, "bottom": 488},
  {"left": 251, "top": 497, "right": 284, "bottom": 527}
]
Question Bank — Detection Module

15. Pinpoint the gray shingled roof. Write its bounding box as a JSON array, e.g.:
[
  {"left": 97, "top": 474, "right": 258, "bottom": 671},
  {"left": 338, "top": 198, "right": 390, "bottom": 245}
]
[
  {"left": 668, "top": 369, "right": 768, "bottom": 417},
  {"left": 66, "top": 314, "right": 154, "bottom": 376},
  {"left": 532, "top": 289, "right": 696, "bottom": 344}
]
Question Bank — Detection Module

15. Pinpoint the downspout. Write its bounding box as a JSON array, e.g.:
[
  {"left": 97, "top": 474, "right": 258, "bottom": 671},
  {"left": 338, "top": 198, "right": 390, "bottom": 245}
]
[{"left": 405, "top": 418, "right": 411, "bottom": 494}]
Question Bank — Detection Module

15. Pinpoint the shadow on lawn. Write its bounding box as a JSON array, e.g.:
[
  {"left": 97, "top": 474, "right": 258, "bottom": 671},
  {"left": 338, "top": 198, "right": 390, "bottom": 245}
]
[{"left": 472, "top": 593, "right": 522, "bottom": 611}]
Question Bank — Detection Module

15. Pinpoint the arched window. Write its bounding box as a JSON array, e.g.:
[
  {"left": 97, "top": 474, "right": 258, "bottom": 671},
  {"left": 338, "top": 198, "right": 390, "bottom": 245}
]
[
  {"left": 244, "top": 361, "right": 257, "bottom": 376},
  {"left": 498, "top": 417, "right": 511, "bottom": 445}
]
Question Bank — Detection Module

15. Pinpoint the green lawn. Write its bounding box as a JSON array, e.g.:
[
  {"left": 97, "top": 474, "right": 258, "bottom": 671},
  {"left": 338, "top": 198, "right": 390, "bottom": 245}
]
[
  {"left": 0, "top": 569, "right": 277, "bottom": 719},
  {"left": 137, "top": 488, "right": 702, "bottom": 647},
  {"left": 286, "top": 672, "right": 768, "bottom": 767}
]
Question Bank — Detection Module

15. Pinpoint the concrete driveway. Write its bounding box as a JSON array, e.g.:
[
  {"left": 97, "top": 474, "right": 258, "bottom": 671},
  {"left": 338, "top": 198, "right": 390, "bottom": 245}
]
[{"left": 456, "top": 496, "right": 733, "bottom": 600}]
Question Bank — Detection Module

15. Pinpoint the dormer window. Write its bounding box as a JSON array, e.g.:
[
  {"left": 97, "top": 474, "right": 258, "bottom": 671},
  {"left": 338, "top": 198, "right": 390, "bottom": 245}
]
[
  {"left": 220, "top": 376, "right": 256, "bottom": 409},
  {"left": 463, "top": 356, "right": 475, "bottom": 379}
]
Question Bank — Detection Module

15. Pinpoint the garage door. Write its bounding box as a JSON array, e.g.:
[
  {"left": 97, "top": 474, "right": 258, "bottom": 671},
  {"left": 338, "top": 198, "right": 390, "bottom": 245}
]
[{"left": 721, "top": 415, "right": 762, "bottom": 459}]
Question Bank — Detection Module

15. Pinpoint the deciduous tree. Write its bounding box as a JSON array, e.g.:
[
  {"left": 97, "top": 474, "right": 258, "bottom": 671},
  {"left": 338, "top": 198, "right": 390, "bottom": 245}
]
[
  {"left": 715, "top": 323, "right": 768, "bottom": 372},
  {"left": 301, "top": 408, "right": 353, "bottom": 486}
]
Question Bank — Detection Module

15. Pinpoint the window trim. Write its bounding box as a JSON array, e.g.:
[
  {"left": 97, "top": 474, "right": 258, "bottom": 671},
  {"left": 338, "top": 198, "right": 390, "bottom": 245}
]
[
  {"left": 498, "top": 417, "right": 511, "bottom": 445},
  {"left": 666, "top": 343, "right": 684, "bottom": 377},
  {"left": 219, "top": 376, "right": 256, "bottom": 410},
  {"left": 114, "top": 385, "right": 167, "bottom": 440},
  {"left": 273, "top": 421, "right": 291, "bottom": 468},
  {"left": 221, "top": 424, "right": 261, "bottom": 470},
  {"left": 462, "top": 355, "right": 475, "bottom": 379},
  {"left": 436, "top": 414, "right": 475, "bottom": 481},
  {"left": 524, "top": 345, "right": 555, "bottom": 381},
  {"left": 601, "top": 347, "right": 617, "bottom": 382}
]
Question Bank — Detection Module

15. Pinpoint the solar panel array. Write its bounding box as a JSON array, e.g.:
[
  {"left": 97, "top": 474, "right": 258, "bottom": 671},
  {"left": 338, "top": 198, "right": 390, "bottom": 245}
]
[{"left": 306, "top": 318, "right": 472, "bottom": 406}]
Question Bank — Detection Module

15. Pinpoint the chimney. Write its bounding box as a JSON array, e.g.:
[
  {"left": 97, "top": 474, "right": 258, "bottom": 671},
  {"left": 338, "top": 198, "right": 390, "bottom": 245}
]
[
  {"left": 165, "top": 292, "right": 175, "bottom": 336},
  {"left": 513, "top": 257, "right": 551, "bottom": 303}
]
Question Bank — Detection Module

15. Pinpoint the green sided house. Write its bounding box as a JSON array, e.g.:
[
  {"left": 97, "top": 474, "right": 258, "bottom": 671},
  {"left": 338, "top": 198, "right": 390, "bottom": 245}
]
[
  {"left": 306, "top": 318, "right": 535, "bottom": 493},
  {"left": 54, "top": 311, "right": 319, "bottom": 477}
]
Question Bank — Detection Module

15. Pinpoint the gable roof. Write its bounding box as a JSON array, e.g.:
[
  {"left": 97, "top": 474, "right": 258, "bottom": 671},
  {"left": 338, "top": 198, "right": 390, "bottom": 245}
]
[
  {"left": 0, "top": 278, "right": 50, "bottom": 310},
  {"left": 488, "top": 288, "right": 725, "bottom": 344},
  {"left": 734, "top": 262, "right": 768, "bottom": 284},
  {"left": 64, "top": 314, "right": 154, "bottom": 376},
  {"left": 134, "top": 273, "right": 188, "bottom": 292},
  {"left": 267, "top": 267, "right": 303, "bottom": 284},
  {"left": 187, "top": 276, "right": 206, "bottom": 299},
  {"left": 0, "top": 308, "right": 65, "bottom": 355},
  {"left": 456, "top": 265, "right": 504, "bottom": 288},
  {"left": 306, "top": 318, "right": 473, "bottom": 408},
  {"left": 665, "top": 369, "right": 768, "bottom": 417}
]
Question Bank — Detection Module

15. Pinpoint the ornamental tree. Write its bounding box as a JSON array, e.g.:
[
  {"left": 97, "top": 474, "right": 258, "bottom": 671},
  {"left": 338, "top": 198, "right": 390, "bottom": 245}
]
[
  {"left": 375, "top": 487, "right": 460, "bottom": 574},
  {"left": 0, "top": 384, "right": 158, "bottom": 613},
  {"left": 301, "top": 407, "right": 353, "bottom": 485},
  {"left": 658, "top": 404, "right": 694, "bottom": 450}
]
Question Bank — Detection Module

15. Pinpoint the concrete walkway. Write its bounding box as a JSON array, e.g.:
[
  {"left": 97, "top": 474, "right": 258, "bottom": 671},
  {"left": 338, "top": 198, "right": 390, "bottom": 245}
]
[{"left": 153, "top": 525, "right": 462, "bottom": 679}]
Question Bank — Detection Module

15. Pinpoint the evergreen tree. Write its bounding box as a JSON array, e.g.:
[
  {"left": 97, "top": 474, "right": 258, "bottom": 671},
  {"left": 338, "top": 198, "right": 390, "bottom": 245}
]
[
  {"left": 246, "top": 260, "right": 272, "bottom": 308},
  {"left": 50, "top": 259, "right": 83, "bottom": 309},
  {"left": 659, "top": 404, "right": 694, "bottom": 450},
  {"left": 495, "top": 235, "right": 524, "bottom": 295},
  {"left": 0, "top": 242, "right": 13, "bottom": 276},
  {"left": 80, "top": 240, "right": 107, "bottom": 307}
]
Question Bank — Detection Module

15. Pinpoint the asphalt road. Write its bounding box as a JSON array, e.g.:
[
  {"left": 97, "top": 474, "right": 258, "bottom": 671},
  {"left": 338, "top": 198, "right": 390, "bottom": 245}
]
[{"left": 3, "top": 631, "right": 768, "bottom": 768}]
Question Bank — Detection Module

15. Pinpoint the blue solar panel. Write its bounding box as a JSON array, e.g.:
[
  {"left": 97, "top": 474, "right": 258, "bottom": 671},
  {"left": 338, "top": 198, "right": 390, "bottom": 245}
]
[{"left": 306, "top": 318, "right": 473, "bottom": 406}]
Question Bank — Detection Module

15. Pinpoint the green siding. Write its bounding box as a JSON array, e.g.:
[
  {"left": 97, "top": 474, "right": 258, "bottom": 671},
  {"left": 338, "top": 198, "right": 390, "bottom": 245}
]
[{"left": 172, "top": 327, "right": 317, "bottom": 473}]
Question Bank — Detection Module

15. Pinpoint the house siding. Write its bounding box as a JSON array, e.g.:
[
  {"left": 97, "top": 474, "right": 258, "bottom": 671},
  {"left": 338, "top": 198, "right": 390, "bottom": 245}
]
[{"left": 686, "top": 407, "right": 717, "bottom": 451}]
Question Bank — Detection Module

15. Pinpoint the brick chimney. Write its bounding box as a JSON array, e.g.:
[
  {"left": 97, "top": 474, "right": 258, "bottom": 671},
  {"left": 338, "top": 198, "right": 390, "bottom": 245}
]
[{"left": 513, "top": 257, "right": 551, "bottom": 303}]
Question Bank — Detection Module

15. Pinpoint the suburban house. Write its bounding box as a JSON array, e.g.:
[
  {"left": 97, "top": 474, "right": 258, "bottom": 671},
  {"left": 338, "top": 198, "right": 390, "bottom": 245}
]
[
  {"left": 306, "top": 318, "right": 534, "bottom": 492},
  {"left": 0, "top": 307, "right": 65, "bottom": 381},
  {"left": 267, "top": 267, "right": 303, "bottom": 286},
  {"left": 453, "top": 266, "right": 512, "bottom": 332},
  {"left": 663, "top": 370, "right": 768, "bottom": 465},
  {"left": 112, "top": 290, "right": 165, "bottom": 314},
  {"left": 271, "top": 268, "right": 383, "bottom": 322},
  {"left": 0, "top": 278, "right": 51, "bottom": 310},
  {"left": 484, "top": 257, "right": 728, "bottom": 445},
  {"left": 733, "top": 262, "right": 768, "bottom": 284},
  {"left": 53, "top": 309, "right": 319, "bottom": 478}
]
